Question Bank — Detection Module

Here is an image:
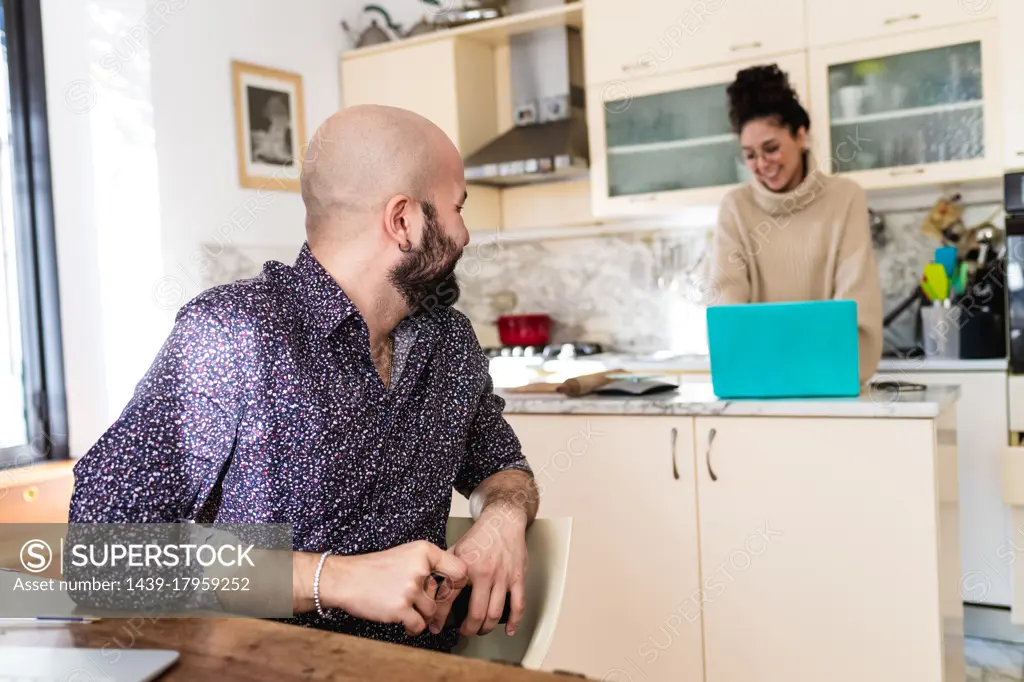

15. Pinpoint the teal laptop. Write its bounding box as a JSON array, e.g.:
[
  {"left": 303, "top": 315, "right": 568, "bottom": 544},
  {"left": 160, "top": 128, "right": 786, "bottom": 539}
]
[{"left": 706, "top": 300, "right": 861, "bottom": 399}]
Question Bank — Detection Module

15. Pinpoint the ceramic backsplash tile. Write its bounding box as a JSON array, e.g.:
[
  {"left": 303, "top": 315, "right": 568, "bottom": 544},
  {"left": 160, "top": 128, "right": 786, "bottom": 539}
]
[
  {"left": 194, "top": 201, "right": 1003, "bottom": 356},
  {"left": 456, "top": 230, "right": 712, "bottom": 353}
]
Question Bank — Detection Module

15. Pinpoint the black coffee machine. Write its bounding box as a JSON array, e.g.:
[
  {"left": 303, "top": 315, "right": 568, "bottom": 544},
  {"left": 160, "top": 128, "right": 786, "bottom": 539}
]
[{"left": 1004, "top": 172, "right": 1024, "bottom": 370}]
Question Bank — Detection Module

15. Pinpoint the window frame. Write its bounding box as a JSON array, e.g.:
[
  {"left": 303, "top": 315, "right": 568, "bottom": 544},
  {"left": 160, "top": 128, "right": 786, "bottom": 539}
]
[{"left": 0, "top": 0, "right": 68, "bottom": 467}]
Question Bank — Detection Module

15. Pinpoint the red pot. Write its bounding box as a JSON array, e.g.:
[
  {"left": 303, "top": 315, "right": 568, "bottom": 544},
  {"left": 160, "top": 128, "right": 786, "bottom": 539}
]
[{"left": 497, "top": 314, "right": 552, "bottom": 346}]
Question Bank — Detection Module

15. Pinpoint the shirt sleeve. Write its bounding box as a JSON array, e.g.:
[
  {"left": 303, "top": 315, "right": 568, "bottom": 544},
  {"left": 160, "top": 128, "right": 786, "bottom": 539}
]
[
  {"left": 454, "top": 361, "right": 532, "bottom": 500},
  {"left": 69, "top": 298, "right": 245, "bottom": 523},
  {"left": 707, "top": 195, "right": 752, "bottom": 306},
  {"left": 833, "top": 188, "right": 884, "bottom": 383}
]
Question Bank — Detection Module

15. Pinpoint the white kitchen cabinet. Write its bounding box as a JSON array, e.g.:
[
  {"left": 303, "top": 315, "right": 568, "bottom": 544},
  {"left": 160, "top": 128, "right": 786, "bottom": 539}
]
[
  {"left": 1000, "top": 0, "right": 1024, "bottom": 169},
  {"left": 583, "top": 0, "right": 805, "bottom": 86},
  {"left": 876, "top": 369, "right": 1011, "bottom": 606},
  {"left": 451, "top": 415, "right": 703, "bottom": 682},
  {"left": 806, "top": 0, "right": 998, "bottom": 49},
  {"left": 694, "top": 415, "right": 962, "bottom": 682},
  {"left": 808, "top": 22, "right": 1002, "bottom": 190},
  {"left": 341, "top": 39, "right": 501, "bottom": 229},
  {"left": 341, "top": 39, "right": 498, "bottom": 156},
  {"left": 587, "top": 52, "right": 808, "bottom": 218}
]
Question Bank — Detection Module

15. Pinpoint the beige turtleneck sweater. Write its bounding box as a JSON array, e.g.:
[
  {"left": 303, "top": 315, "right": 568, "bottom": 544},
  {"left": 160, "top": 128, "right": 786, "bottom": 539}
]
[{"left": 706, "top": 167, "right": 883, "bottom": 382}]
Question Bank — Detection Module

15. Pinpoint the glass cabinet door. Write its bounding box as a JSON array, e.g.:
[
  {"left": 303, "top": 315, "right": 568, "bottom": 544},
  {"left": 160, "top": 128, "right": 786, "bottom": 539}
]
[
  {"left": 826, "top": 41, "right": 985, "bottom": 173},
  {"left": 603, "top": 82, "right": 749, "bottom": 198}
]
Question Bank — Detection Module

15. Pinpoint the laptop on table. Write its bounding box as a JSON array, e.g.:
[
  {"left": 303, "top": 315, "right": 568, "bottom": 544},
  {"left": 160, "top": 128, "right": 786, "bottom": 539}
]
[{"left": 706, "top": 300, "right": 861, "bottom": 399}]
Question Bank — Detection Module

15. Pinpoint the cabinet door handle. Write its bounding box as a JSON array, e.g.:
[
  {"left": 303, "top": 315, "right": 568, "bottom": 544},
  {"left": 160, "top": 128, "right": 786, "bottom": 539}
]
[
  {"left": 706, "top": 428, "right": 718, "bottom": 481},
  {"left": 670, "top": 427, "right": 680, "bottom": 480},
  {"left": 883, "top": 13, "right": 920, "bottom": 25},
  {"left": 890, "top": 167, "right": 926, "bottom": 176},
  {"left": 621, "top": 63, "right": 646, "bottom": 72},
  {"left": 730, "top": 41, "right": 763, "bottom": 52},
  {"left": 22, "top": 486, "right": 38, "bottom": 502},
  {"left": 1016, "top": 151, "right": 1024, "bottom": 157}
]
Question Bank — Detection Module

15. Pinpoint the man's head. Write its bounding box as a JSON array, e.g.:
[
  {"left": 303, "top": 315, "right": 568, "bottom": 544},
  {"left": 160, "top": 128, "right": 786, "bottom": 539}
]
[{"left": 300, "top": 105, "right": 469, "bottom": 313}]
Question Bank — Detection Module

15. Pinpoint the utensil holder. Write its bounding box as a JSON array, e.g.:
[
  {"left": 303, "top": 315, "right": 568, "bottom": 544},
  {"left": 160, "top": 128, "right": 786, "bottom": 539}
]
[{"left": 921, "top": 302, "right": 960, "bottom": 359}]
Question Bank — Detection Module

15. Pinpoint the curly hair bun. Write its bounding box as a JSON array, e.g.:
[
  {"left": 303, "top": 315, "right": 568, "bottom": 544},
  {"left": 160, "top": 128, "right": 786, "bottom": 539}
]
[{"left": 727, "top": 63, "right": 810, "bottom": 135}]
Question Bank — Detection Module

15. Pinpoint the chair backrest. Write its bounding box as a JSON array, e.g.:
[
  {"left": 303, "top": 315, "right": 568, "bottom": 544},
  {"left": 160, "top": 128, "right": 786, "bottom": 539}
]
[{"left": 446, "top": 516, "right": 572, "bottom": 669}]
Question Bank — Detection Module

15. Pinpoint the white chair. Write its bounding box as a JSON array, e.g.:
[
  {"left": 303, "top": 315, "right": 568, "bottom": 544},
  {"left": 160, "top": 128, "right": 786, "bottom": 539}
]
[{"left": 446, "top": 516, "right": 572, "bottom": 669}]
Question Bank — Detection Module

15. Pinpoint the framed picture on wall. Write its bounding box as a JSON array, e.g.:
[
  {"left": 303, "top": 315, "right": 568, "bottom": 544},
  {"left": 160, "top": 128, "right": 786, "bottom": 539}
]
[{"left": 231, "top": 60, "right": 306, "bottom": 192}]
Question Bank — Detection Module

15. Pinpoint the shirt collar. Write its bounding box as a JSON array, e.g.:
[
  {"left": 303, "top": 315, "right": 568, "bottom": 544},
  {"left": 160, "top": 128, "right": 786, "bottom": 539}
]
[{"left": 293, "top": 243, "right": 358, "bottom": 337}]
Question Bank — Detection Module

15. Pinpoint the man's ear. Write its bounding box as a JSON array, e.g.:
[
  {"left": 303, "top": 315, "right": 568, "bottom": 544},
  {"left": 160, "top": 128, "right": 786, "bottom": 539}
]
[{"left": 383, "top": 195, "right": 414, "bottom": 248}]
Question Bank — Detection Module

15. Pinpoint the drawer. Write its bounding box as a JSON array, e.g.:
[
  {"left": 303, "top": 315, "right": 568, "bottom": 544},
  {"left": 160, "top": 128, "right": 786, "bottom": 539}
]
[
  {"left": 0, "top": 462, "right": 75, "bottom": 523},
  {"left": 1010, "top": 376, "right": 1024, "bottom": 432}
]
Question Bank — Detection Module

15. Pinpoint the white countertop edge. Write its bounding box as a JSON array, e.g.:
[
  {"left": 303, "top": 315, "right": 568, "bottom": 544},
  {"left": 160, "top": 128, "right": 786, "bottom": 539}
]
[
  {"left": 498, "top": 385, "right": 960, "bottom": 419},
  {"left": 876, "top": 357, "right": 1008, "bottom": 372},
  {"left": 582, "top": 355, "right": 1008, "bottom": 374}
]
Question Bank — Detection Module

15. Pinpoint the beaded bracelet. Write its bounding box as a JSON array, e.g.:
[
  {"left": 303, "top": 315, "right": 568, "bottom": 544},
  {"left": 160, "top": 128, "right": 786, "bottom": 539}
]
[{"left": 313, "top": 550, "right": 333, "bottom": 619}]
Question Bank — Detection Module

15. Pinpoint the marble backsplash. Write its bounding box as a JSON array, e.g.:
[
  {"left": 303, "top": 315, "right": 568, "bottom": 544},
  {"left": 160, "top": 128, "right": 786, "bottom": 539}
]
[{"left": 196, "top": 201, "right": 1003, "bottom": 354}]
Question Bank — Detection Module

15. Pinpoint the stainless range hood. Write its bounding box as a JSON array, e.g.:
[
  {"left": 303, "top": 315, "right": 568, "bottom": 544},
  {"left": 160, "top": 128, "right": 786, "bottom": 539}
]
[{"left": 463, "top": 23, "right": 588, "bottom": 186}]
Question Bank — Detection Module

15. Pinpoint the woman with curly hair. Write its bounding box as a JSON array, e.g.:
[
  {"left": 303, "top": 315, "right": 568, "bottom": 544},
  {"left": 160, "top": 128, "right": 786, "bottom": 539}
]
[{"left": 706, "top": 63, "right": 883, "bottom": 382}]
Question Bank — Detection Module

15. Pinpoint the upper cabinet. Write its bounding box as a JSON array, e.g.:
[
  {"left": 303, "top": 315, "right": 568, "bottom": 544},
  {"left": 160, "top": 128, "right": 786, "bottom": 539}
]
[
  {"left": 809, "top": 22, "right": 1001, "bottom": 189},
  {"left": 587, "top": 53, "right": 807, "bottom": 217},
  {"left": 341, "top": 38, "right": 503, "bottom": 229},
  {"left": 1000, "top": 0, "right": 1024, "bottom": 169},
  {"left": 341, "top": 38, "right": 498, "bottom": 156},
  {"left": 583, "top": 0, "right": 805, "bottom": 86},
  {"left": 806, "top": 0, "right": 999, "bottom": 48}
]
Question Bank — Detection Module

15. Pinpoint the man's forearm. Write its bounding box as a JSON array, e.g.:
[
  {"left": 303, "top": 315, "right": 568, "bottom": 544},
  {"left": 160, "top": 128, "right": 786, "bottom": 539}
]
[{"left": 468, "top": 470, "right": 539, "bottom": 526}]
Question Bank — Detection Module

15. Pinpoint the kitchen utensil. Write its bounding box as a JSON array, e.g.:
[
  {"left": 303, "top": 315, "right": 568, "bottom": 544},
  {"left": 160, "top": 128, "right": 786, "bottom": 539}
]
[
  {"left": 921, "top": 195, "right": 965, "bottom": 244},
  {"left": 921, "top": 302, "right": 960, "bottom": 359},
  {"left": 889, "top": 83, "right": 908, "bottom": 110},
  {"left": 868, "top": 208, "right": 887, "bottom": 248},
  {"left": 920, "top": 277, "right": 939, "bottom": 302},
  {"left": 557, "top": 370, "right": 618, "bottom": 398},
  {"left": 837, "top": 85, "right": 866, "bottom": 120},
  {"left": 497, "top": 314, "right": 552, "bottom": 346},
  {"left": 341, "top": 5, "right": 402, "bottom": 48},
  {"left": 935, "top": 246, "right": 957, "bottom": 278},
  {"left": 431, "top": 0, "right": 505, "bottom": 28},
  {"left": 404, "top": 15, "right": 436, "bottom": 37},
  {"left": 924, "top": 263, "right": 950, "bottom": 301},
  {"left": 953, "top": 261, "right": 969, "bottom": 296}
]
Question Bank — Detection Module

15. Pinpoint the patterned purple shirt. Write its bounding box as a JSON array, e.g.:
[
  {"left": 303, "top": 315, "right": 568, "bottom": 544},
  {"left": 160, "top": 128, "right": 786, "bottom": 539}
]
[{"left": 69, "top": 244, "right": 530, "bottom": 650}]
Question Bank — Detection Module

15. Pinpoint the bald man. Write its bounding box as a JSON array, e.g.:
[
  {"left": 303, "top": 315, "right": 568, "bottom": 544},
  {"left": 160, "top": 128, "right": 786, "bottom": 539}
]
[{"left": 70, "top": 105, "right": 539, "bottom": 651}]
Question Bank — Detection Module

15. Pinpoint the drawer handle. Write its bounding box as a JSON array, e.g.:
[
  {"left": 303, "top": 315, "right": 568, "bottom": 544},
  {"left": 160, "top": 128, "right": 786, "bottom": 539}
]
[
  {"left": 890, "top": 167, "right": 926, "bottom": 176},
  {"left": 730, "top": 41, "right": 763, "bottom": 52},
  {"left": 621, "top": 63, "right": 646, "bottom": 72},
  {"left": 884, "top": 13, "right": 921, "bottom": 24},
  {"left": 1017, "top": 151, "right": 1024, "bottom": 157},
  {"left": 22, "top": 486, "right": 38, "bottom": 502},
  {"left": 670, "top": 427, "right": 680, "bottom": 480},
  {"left": 706, "top": 428, "right": 718, "bottom": 482}
]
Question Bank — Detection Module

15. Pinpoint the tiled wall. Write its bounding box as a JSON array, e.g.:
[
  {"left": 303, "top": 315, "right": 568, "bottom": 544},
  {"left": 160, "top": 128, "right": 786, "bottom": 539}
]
[{"left": 197, "top": 201, "right": 1003, "bottom": 355}]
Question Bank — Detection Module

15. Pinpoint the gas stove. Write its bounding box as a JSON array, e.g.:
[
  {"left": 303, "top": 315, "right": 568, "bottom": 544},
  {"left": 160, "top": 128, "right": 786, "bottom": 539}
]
[{"left": 482, "top": 343, "right": 603, "bottom": 360}]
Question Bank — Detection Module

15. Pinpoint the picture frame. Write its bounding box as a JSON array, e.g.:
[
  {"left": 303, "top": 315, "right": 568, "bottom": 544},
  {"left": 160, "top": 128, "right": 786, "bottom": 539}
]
[{"left": 231, "top": 60, "right": 307, "bottom": 192}]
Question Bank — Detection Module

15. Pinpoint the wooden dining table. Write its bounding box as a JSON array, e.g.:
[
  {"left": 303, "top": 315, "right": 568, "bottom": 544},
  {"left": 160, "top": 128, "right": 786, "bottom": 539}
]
[{"left": 0, "top": 618, "right": 585, "bottom": 681}]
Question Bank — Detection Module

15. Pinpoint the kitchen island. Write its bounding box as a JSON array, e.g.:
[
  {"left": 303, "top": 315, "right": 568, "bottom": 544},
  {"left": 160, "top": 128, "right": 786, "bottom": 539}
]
[{"left": 451, "top": 385, "right": 962, "bottom": 682}]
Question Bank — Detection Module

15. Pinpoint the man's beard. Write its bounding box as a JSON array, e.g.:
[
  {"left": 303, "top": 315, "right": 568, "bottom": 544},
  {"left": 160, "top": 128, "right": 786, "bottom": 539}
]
[{"left": 388, "top": 200, "right": 462, "bottom": 313}]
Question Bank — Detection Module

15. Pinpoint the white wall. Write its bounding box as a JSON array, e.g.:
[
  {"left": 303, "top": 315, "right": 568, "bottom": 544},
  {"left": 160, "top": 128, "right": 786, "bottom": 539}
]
[
  {"left": 151, "top": 0, "right": 345, "bottom": 299},
  {"left": 42, "top": 0, "right": 346, "bottom": 455}
]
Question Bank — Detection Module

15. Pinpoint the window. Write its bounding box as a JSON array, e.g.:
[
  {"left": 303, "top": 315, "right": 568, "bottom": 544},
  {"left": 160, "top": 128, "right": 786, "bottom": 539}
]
[{"left": 0, "top": 0, "right": 67, "bottom": 466}]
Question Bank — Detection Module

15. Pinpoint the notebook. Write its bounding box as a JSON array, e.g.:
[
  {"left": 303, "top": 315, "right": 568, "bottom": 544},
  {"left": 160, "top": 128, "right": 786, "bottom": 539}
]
[{"left": 706, "top": 300, "right": 861, "bottom": 399}]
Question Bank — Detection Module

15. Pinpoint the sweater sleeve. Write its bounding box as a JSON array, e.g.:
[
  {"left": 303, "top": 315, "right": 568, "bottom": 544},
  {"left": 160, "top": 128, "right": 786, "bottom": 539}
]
[
  {"left": 707, "top": 196, "right": 752, "bottom": 306},
  {"left": 834, "top": 188, "right": 883, "bottom": 383}
]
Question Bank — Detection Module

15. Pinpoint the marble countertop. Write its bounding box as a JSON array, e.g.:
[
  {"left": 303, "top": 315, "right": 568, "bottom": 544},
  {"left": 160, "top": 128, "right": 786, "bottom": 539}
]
[{"left": 498, "top": 382, "right": 960, "bottom": 418}]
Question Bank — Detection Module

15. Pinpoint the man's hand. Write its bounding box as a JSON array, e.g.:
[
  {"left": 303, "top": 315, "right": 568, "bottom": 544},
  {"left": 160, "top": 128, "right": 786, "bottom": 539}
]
[
  {"left": 431, "top": 504, "right": 529, "bottom": 637},
  {"left": 317, "top": 541, "right": 468, "bottom": 637}
]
